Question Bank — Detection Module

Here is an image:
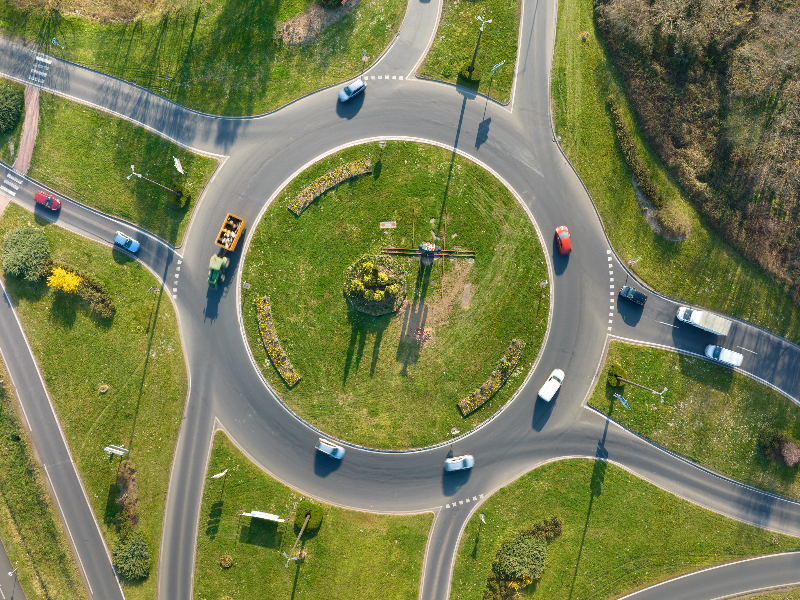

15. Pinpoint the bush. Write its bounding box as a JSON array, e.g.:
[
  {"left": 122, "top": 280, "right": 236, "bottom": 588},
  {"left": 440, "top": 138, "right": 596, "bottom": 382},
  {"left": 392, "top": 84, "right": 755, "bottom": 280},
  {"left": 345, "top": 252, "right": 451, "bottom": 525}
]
[
  {"left": 50, "top": 261, "right": 116, "bottom": 318},
  {"left": 0, "top": 85, "right": 23, "bottom": 134},
  {"left": 3, "top": 228, "right": 50, "bottom": 282},
  {"left": 47, "top": 267, "right": 82, "bottom": 293},
  {"left": 756, "top": 426, "right": 789, "bottom": 456},
  {"left": 112, "top": 531, "right": 151, "bottom": 581},
  {"left": 493, "top": 534, "right": 547, "bottom": 581},
  {"left": 782, "top": 442, "right": 800, "bottom": 467},
  {"left": 520, "top": 515, "right": 563, "bottom": 541},
  {"left": 607, "top": 363, "right": 627, "bottom": 387},
  {"left": 295, "top": 501, "right": 323, "bottom": 530}
]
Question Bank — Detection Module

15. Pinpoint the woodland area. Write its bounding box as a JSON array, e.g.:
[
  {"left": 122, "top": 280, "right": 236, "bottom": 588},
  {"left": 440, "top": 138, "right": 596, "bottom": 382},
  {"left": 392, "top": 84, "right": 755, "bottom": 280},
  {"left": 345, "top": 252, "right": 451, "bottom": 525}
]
[{"left": 594, "top": 0, "right": 800, "bottom": 302}]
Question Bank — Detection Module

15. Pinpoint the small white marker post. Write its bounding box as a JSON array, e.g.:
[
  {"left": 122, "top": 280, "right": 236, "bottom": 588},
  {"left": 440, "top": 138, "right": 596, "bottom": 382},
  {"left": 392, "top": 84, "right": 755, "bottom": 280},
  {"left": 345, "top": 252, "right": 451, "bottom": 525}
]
[{"left": 210, "top": 469, "right": 228, "bottom": 479}]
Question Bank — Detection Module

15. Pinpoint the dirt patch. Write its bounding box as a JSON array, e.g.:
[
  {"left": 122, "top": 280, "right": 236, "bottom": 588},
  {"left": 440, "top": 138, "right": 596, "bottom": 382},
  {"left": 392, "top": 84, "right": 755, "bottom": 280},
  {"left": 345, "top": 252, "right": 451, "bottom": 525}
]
[
  {"left": 8, "top": 0, "right": 168, "bottom": 22},
  {"left": 12, "top": 85, "right": 39, "bottom": 176},
  {"left": 275, "top": 0, "right": 361, "bottom": 46},
  {"left": 632, "top": 176, "right": 687, "bottom": 242}
]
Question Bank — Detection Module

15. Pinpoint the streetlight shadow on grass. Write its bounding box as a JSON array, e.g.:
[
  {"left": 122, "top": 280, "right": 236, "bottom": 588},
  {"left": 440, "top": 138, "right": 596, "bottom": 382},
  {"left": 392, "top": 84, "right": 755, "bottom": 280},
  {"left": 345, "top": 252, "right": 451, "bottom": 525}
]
[
  {"left": 290, "top": 559, "right": 301, "bottom": 600},
  {"left": 342, "top": 307, "right": 392, "bottom": 384},
  {"left": 313, "top": 452, "right": 343, "bottom": 477}
]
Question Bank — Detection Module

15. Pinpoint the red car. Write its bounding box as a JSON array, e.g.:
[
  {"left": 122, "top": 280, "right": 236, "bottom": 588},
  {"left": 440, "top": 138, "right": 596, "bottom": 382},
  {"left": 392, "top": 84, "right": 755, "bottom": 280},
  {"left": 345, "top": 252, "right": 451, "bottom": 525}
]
[
  {"left": 34, "top": 190, "right": 61, "bottom": 211},
  {"left": 556, "top": 225, "right": 571, "bottom": 255}
]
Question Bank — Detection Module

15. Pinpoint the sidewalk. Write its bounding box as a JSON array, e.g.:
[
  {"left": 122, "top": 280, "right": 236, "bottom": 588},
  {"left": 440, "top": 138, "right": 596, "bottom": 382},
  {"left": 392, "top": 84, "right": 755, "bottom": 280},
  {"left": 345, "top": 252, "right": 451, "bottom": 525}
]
[{"left": 11, "top": 85, "right": 39, "bottom": 176}]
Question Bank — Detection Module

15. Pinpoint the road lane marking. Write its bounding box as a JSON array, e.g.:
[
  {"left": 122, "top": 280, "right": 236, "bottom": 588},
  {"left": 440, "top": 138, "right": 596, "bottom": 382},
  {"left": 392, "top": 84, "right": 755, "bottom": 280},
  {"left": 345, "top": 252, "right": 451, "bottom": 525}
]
[
  {"left": 609, "top": 278, "right": 614, "bottom": 282},
  {"left": 737, "top": 346, "right": 757, "bottom": 355},
  {"left": 0, "top": 186, "right": 16, "bottom": 197},
  {"left": 5, "top": 173, "right": 22, "bottom": 184},
  {"left": 655, "top": 320, "right": 678, "bottom": 328}
]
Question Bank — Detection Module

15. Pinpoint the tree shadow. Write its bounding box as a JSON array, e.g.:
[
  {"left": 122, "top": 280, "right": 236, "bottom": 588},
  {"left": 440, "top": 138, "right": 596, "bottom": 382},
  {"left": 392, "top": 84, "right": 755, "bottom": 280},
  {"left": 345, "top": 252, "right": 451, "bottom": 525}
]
[
  {"left": 342, "top": 306, "right": 393, "bottom": 384},
  {"left": 205, "top": 501, "right": 223, "bottom": 539},
  {"left": 395, "top": 263, "right": 432, "bottom": 374},
  {"left": 238, "top": 518, "right": 282, "bottom": 549},
  {"left": 47, "top": 291, "right": 77, "bottom": 329},
  {"left": 677, "top": 351, "right": 733, "bottom": 393},
  {"left": 103, "top": 482, "right": 121, "bottom": 527}
]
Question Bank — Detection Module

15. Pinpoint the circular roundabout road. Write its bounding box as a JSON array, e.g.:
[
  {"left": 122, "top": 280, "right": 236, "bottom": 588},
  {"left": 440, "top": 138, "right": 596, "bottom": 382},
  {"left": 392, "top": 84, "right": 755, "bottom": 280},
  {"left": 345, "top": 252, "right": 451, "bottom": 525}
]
[{"left": 2, "top": 0, "right": 800, "bottom": 599}]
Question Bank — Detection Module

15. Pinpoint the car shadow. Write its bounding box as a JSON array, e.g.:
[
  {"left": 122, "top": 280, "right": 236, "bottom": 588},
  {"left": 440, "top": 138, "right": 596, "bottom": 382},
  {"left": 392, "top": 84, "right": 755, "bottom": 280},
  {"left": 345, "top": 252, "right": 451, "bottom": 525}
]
[
  {"left": 617, "top": 297, "right": 643, "bottom": 326},
  {"left": 532, "top": 396, "right": 555, "bottom": 431},
  {"left": 335, "top": 90, "right": 365, "bottom": 119},
  {"left": 552, "top": 235, "right": 568, "bottom": 275},
  {"left": 442, "top": 467, "right": 472, "bottom": 497},
  {"left": 313, "top": 452, "right": 343, "bottom": 477}
]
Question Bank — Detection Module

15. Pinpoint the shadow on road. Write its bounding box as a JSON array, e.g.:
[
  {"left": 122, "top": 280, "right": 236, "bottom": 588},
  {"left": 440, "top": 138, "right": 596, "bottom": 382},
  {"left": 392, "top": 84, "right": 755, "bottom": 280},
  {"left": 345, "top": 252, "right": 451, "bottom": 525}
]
[
  {"left": 532, "top": 396, "right": 555, "bottom": 431},
  {"left": 551, "top": 235, "right": 568, "bottom": 275},
  {"left": 617, "top": 297, "right": 643, "bottom": 327},
  {"left": 335, "top": 91, "right": 365, "bottom": 119},
  {"left": 313, "top": 452, "right": 343, "bottom": 477},
  {"left": 442, "top": 463, "right": 472, "bottom": 497}
]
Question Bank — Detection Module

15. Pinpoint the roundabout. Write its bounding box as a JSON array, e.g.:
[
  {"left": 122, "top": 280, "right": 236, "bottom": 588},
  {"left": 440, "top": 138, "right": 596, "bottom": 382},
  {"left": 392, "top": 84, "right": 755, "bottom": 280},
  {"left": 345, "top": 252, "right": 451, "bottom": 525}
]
[
  {"left": 0, "top": 0, "right": 800, "bottom": 598},
  {"left": 240, "top": 140, "right": 549, "bottom": 449}
]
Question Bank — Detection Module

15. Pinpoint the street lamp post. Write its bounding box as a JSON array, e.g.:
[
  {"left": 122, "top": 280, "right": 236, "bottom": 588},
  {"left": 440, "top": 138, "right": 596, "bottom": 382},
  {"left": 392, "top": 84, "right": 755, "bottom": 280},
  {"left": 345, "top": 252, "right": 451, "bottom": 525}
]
[
  {"left": 468, "top": 16, "right": 492, "bottom": 75},
  {"left": 361, "top": 49, "right": 368, "bottom": 76},
  {"left": 127, "top": 165, "right": 183, "bottom": 199}
]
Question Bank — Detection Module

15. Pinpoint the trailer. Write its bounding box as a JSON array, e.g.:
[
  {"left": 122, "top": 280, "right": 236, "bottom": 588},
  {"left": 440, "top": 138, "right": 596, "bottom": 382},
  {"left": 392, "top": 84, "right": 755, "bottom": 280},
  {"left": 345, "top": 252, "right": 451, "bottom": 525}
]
[
  {"left": 215, "top": 213, "right": 246, "bottom": 252},
  {"left": 676, "top": 306, "right": 732, "bottom": 336}
]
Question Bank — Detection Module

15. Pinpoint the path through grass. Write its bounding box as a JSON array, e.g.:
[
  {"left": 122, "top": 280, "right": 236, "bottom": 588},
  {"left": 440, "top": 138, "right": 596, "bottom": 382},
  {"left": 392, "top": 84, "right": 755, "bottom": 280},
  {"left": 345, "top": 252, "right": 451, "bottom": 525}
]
[
  {"left": 0, "top": 203, "right": 188, "bottom": 600},
  {"left": 0, "top": 354, "right": 88, "bottom": 600},
  {"left": 242, "top": 141, "right": 549, "bottom": 449},
  {"left": 28, "top": 92, "right": 217, "bottom": 246},
  {"left": 590, "top": 341, "right": 800, "bottom": 500},
  {"left": 194, "top": 431, "right": 432, "bottom": 600},
  {"left": 451, "top": 459, "right": 799, "bottom": 599},
  {"left": 0, "top": 0, "right": 405, "bottom": 116},
  {"left": 551, "top": 0, "right": 800, "bottom": 343}
]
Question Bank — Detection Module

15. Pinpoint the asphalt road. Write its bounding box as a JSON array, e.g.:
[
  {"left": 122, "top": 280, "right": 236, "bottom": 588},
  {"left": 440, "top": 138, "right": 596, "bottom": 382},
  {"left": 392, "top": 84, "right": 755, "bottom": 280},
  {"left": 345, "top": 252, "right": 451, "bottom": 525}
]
[{"left": 0, "top": 0, "right": 800, "bottom": 598}]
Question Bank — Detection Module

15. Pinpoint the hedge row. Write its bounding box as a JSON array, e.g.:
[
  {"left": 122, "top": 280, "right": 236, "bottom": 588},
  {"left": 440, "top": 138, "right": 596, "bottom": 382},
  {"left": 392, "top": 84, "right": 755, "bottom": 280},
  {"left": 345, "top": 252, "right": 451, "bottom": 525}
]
[
  {"left": 255, "top": 296, "right": 301, "bottom": 386},
  {"left": 51, "top": 260, "right": 116, "bottom": 319},
  {"left": 288, "top": 158, "right": 372, "bottom": 216},
  {"left": 458, "top": 339, "right": 526, "bottom": 416}
]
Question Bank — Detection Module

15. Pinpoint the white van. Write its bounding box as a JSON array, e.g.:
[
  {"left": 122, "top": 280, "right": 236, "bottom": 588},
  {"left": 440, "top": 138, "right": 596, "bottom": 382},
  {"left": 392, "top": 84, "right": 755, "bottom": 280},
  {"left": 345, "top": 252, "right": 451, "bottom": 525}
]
[
  {"left": 538, "top": 369, "right": 565, "bottom": 401},
  {"left": 704, "top": 345, "right": 743, "bottom": 367}
]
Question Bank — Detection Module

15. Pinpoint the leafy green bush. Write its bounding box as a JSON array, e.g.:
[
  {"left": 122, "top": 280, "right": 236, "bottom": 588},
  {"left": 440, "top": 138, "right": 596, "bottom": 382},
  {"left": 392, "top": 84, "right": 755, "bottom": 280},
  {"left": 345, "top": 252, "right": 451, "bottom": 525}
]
[
  {"left": 3, "top": 228, "right": 50, "bottom": 282},
  {"left": 493, "top": 534, "right": 547, "bottom": 581},
  {"left": 112, "top": 531, "right": 151, "bottom": 581},
  {"left": 0, "top": 85, "right": 23, "bottom": 134},
  {"left": 756, "top": 426, "right": 789, "bottom": 456},
  {"left": 295, "top": 501, "right": 324, "bottom": 530},
  {"left": 607, "top": 363, "right": 627, "bottom": 387}
]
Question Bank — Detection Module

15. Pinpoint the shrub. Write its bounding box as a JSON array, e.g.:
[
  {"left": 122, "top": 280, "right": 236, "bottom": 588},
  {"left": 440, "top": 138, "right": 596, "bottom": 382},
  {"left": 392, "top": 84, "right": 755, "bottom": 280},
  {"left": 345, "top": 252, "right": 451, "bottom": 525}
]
[
  {"left": 343, "top": 254, "right": 407, "bottom": 316},
  {"left": 295, "top": 501, "right": 323, "bottom": 530},
  {"left": 0, "top": 85, "right": 23, "bottom": 134},
  {"left": 607, "top": 363, "right": 627, "bottom": 387},
  {"left": 219, "top": 554, "right": 233, "bottom": 568},
  {"left": 756, "top": 426, "right": 789, "bottom": 456},
  {"left": 493, "top": 534, "right": 547, "bottom": 581},
  {"left": 781, "top": 442, "right": 800, "bottom": 467},
  {"left": 47, "top": 267, "right": 82, "bottom": 293},
  {"left": 112, "top": 531, "right": 151, "bottom": 581},
  {"left": 458, "top": 340, "right": 526, "bottom": 416},
  {"left": 116, "top": 460, "right": 138, "bottom": 527},
  {"left": 3, "top": 228, "right": 50, "bottom": 282},
  {"left": 50, "top": 261, "right": 116, "bottom": 318},
  {"left": 520, "top": 515, "right": 562, "bottom": 541}
]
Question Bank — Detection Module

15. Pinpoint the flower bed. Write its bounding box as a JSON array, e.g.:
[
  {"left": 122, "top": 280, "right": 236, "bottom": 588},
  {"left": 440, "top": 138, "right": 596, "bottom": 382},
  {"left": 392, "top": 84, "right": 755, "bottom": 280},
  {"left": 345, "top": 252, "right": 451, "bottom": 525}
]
[
  {"left": 288, "top": 158, "right": 372, "bottom": 216},
  {"left": 343, "top": 254, "right": 407, "bottom": 316},
  {"left": 458, "top": 339, "right": 526, "bottom": 416},
  {"left": 255, "top": 296, "right": 301, "bottom": 387}
]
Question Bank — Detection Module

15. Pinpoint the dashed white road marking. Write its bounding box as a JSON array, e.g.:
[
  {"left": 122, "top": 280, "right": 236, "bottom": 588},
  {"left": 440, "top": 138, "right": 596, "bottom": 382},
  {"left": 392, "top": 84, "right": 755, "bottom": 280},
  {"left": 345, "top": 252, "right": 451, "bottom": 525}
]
[
  {"left": 737, "top": 346, "right": 757, "bottom": 355},
  {"left": 173, "top": 288, "right": 177, "bottom": 292},
  {"left": 174, "top": 273, "right": 179, "bottom": 278},
  {"left": 6, "top": 173, "right": 22, "bottom": 184},
  {"left": 177, "top": 260, "right": 182, "bottom": 265},
  {"left": 176, "top": 266, "right": 180, "bottom": 271},
  {"left": 0, "top": 186, "right": 16, "bottom": 197},
  {"left": 609, "top": 285, "right": 614, "bottom": 289},
  {"left": 655, "top": 320, "right": 679, "bottom": 328},
  {"left": 609, "top": 278, "right": 614, "bottom": 282}
]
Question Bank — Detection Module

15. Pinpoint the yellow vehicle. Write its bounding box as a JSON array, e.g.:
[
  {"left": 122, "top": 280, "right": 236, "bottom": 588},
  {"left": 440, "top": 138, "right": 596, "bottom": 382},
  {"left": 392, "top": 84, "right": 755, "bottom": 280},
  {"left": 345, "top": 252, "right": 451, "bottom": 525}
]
[{"left": 215, "top": 213, "right": 246, "bottom": 252}]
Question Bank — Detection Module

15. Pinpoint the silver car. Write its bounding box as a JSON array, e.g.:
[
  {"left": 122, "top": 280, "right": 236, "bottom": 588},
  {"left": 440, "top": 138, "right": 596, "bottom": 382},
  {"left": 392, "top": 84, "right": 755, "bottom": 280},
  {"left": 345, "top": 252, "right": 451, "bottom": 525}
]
[
  {"left": 338, "top": 78, "right": 366, "bottom": 102},
  {"left": 316, "top": 437, "right": 345, "bottom": 459},
  {"left": 114, "top": 231, "right": 140, "bottom": 253},
  {"left": 444, "top": 455, "right": 475, "bottom": 471}
]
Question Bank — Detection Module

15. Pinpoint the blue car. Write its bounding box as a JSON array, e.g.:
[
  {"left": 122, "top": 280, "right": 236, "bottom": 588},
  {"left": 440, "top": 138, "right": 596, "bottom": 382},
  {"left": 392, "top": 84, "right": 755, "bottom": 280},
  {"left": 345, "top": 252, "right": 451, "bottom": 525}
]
[
  {"left": 338, "top": 78, "right": 366, "bottom": 102},
  {"left": 114, "top": 231, "right": 140, "bottom": 253}
]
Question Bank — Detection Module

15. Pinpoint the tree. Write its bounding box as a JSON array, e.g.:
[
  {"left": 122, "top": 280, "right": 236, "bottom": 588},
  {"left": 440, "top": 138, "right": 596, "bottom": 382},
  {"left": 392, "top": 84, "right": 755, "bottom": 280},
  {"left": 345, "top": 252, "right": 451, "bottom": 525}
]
[
  {"left": 3, "top": 228, "right": 50, "bottom": 282},
  {"left": 47, "top": 267, "right": 83, "bottom": 293},
  {"left": 607, "top": 363, "right": 628, "bottom": 387},
  {"left": 493, "top": 534, "right": 547, "bottom": 581},
  {"left": 0, "top": 84, "right": 23, "bottom": 134},
  {"left": 112, "top": 531, "right": 151, "bottom": 581}
]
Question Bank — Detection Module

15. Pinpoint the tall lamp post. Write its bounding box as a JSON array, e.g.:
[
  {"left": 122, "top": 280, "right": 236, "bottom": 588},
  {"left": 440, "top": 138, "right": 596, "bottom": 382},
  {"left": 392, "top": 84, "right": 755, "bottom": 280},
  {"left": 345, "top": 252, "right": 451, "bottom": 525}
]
[
  {"left": 127, "top": 165, "right": 183, "bottom": 199},
  {"left": 468, "top": 16, "right": 492, "bottom": 74}
]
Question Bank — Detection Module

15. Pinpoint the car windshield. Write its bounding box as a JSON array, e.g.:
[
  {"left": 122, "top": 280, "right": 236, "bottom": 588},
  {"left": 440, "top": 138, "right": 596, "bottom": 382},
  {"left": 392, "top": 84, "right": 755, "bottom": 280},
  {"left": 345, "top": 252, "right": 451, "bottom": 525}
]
[
  {"left": 712, "top": 346, "right": 721, "bottom": 359},
  {"left": 44, "top": 197, "right": 53, "bottom": 207},
  {"left": 684, "top": 309, "right": 693, "bottom": 319},
  {"left": 559, "top": 231, "right": 569, "bottom": 239},
  {"left": 123, "top": 238, "right": 133, "bottom": 249},
  {"left": 344, "top": 85, "right": 353, "bottom": 95},
  {"left": 552, "top": 374, "right": 562, "bottom": 383}
]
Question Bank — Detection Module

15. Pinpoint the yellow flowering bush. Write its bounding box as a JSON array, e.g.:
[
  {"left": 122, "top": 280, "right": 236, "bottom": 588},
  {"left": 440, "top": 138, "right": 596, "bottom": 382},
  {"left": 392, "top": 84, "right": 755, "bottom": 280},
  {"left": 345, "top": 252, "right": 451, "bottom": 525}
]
[
  {"left": 255, "top": 296, "right": 301, "bottom": 387},
  {"left": 47, "top": 267, "right": 83, "bottom": 293},
  {"left": 288, "top": 158, "right": 372, "bottom": 216},
  {"left": 458, "top": 339, "right": 526, "bottom": 416},
  {"left": 343, "top": 254, "right": 407, "bottom": 316}
]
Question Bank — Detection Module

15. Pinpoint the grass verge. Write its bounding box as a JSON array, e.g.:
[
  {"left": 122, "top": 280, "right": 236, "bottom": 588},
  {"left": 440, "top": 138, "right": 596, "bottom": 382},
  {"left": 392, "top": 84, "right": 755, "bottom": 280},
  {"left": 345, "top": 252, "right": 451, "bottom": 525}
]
[
  {"left": 0, "top": 203, "right": 188, "bottom": 600},
  {"left": 194, "top": 431, "right": 432, "bottom": 600},
  {"left": 0, "top": 354, "right": 89, "bottom": 600},
  {"left": 28, "top": 92, "right": 217, "bottom": 246},
  {"left": 418, "top": 0, "right": 519, "bottom": 103},
  {"left": 0, "top": 0, "right": 405, "bottom": 116},
  {"left": 0, "top": 77, "right": 24, "bottom": 165},
  {"left": 551, "top": 0, "right": 800, "bottom": 343},
  {"left": 241, "top": 141, "right": 549, "bottom": 449},
  {"left": 589, "top": 341, "right": 800, "bottom": 500},
  {"left": 451, "top": 459, "right": 799, "bottom": 600},
  {"left": 746, "top": 588, "right": 800, "bottom": 600}
]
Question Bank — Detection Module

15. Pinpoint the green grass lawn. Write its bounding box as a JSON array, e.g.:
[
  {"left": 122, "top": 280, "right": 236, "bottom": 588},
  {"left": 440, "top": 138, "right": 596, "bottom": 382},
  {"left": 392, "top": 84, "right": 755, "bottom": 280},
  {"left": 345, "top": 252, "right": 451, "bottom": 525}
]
[
  {"left": 418, "top": 0, "right": 519, "bottom": 103},
  {"left": 747, "top": 588, "right": 800, "bottom": 600},
  {"left": 0, "top": 0, "right": 406, "bottom": 116},
  {"left": 0, "top": 203, "right": 188, "bottom": 600},
  {"left": 28, "top": 92, "right": 217, "bottom": 246},
  {"left": 0, "top": 355, "right": 89, "bottom": 600},
  {"left": 194, "top": 431, "right": 432, "bottom": 600},
  {"left": 0, "top": 77, "right": 24, "bottom": 165},
  {"left": 589, "top": 342, "right": 800, "bottom": 500},
  {"left": 242, "top": 141, "right": 549, "bottom": 449},
  {"left": 451, "top": 459, "right": 799, "bottom": 600},
  {"left": 551, "top": 0, "right": 800, "bottom": 344}
]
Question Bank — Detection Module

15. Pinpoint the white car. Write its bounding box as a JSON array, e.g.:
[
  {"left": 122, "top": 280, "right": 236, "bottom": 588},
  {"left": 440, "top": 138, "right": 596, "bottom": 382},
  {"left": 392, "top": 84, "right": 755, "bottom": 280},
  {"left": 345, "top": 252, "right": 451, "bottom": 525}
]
[
  {"left": 705, "top": 345, "right": 743, "bottom": 368},
  {"left": 316, "top": 438, "right": 345, "bottom": 459},
  {"left": 114, "top": 231, "right": 140, "bottom": 253},
  {"left": 538, "top": 369, "right": 565, "bottom": 401},
  {"left": 444, "top": 455, "right": 475, "bottom": 471},
  {"left": 338, "top": 78, "right": 366, "bottom": 102}
]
